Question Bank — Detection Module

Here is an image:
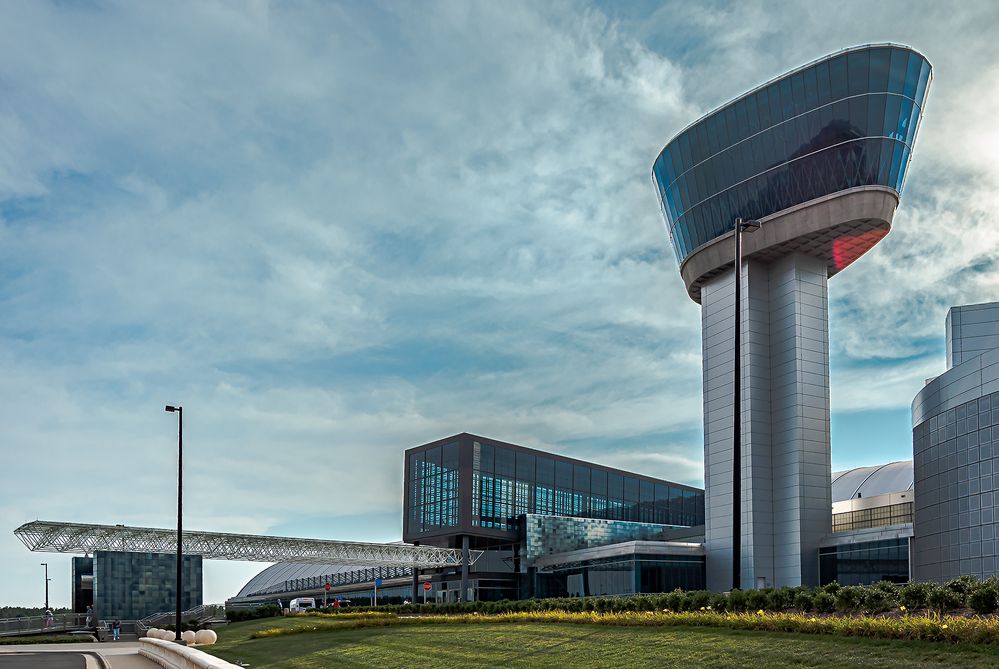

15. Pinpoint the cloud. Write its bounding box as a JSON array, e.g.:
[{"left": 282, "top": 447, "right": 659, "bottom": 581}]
[{"left": 1, "top": 0, "right": 998, "bottom": 605}]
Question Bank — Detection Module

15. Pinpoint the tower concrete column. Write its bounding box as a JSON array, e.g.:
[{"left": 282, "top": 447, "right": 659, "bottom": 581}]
[{"left": 701, "top": 253, "right": 832, "bottom": 590}]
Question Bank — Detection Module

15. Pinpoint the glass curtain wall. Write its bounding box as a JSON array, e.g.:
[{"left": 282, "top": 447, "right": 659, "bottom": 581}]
[
  {"left": 652, "top": 45, "right": 932, "bottom": 263},
  {"left": 819, "top": 538, "right": 909, "bottom": 585},
  {"left": 408, "top": 441, "right": 460, "bottom": 536},
  {"left": 471, "top": 440, "right": 704, "bottom": 529}
]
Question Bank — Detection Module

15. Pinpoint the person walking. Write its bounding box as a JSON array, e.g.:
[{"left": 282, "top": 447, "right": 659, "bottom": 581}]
[
  {"left": 112, "top": 619, "right": 121, "bottom": 641},
  {"left": 44, "top": 609, "right": 54, "bottom": 629},
  {"left": 85, "top": 605, "right": 93, "bottom": 628}
]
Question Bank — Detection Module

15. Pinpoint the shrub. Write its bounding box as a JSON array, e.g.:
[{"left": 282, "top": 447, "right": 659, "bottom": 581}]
[
  {"left": 900, "top": 581, "right": 932, "bottom": 611},
  {"left": 793, "top": 590, "right": 815, "bottom": 612},
  {"left": 663, "top": 590, "right": 683, "bottom": 612},
  {"left": 927, "top": 584, "right": 962, "bottom": 616},
  {"left": 835, "top": 586, "right": 865, "bottom": 613},
  {"left": 822, "top": 581, "right": 841, "bottom": 595},
  {"left": 969, "top": 581, "right": 999, "bottom": 615},
  {"left": 813, "top": 591, "right": 835, "bottom": 613},
  {"left": 768, "top": 588, "right": 795, "bottom": 612},
  {"left": 946, "top": 575, "right": 978, "bottom": 606},
  {"left": 745, "top": 589, "right": 769, "bottom": 612},
  {"left": 709, "top": 593, "right": 728, "bottom": 612},
  {"left": 226, "top": 605, "right": 280, "bottom": 622},
  {"left": 726, "top": 589, "right": 747, "bottom": 612},
  {"left": 689, "top": 590, "right": 712, "bottom": 611},
  {"left": 863, "top": 581, "right": 900, "bottom": 614}
]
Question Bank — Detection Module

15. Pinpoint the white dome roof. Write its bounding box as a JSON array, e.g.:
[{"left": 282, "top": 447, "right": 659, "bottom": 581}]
[{"left": 831, "top": 460, "right": 913, "bottom": 502}]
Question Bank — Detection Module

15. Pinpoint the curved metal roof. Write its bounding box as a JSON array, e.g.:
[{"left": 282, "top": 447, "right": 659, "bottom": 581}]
[
  {"left": 831, "top": 460, "right": 913, "bottom": 502},
  {"left": 236, "top": 562, "right": 357, "bottom": 598}
]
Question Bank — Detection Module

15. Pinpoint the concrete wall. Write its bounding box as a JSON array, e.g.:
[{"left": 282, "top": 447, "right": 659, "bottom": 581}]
[{"left": 701, "top": 253, "right": 831, "bottom": 591}]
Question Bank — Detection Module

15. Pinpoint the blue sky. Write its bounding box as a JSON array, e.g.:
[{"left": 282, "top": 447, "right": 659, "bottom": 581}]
[{"left": 2, "top": 0, "right": 998, "bottom": 606}]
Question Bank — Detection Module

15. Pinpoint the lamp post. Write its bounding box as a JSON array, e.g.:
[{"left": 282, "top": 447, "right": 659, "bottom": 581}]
[
  {"left": 732, "top": 217, "right": 761, "bottom": 592},
  {"left": 164, "top": 405, "right": 183, "bottom": 643},
  {"left": 40, "top": 562, "right": 49, "bottom": 610}
]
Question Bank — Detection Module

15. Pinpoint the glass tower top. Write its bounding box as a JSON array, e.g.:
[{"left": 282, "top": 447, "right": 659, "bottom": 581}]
[{"left": 652, "top": 44, "right": 932, "bottom": 264}]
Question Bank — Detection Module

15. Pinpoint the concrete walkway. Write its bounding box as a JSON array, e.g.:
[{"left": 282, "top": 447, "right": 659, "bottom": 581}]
[{"left": 0, "top": 642, "right": 158, "bottom": 669}]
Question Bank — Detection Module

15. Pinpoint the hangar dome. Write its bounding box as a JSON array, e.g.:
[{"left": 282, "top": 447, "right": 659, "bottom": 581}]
[{"left": 831, "top": 460, "right": 913, "bottom": 503}]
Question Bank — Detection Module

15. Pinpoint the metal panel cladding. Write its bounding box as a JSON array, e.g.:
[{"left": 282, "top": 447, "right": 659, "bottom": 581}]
[{"left": 651, "top": 45, "right": 932, "bottom": 264}]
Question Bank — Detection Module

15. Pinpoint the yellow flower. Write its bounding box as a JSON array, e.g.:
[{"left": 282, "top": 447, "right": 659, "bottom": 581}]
[
  {"left": 899, "top": 606, "right": 906, "bottom": 612},
  {"left": 942, "top": 624, "right": 949, "bottom": 629},
  {"left": 809, "top": 617, "right": 817, "bottom": 622},
  {"left": 699, "top": 606, "right": 705, "bottom": 610},
  {"left": 707, "top": 606, "right": 712, "bottom": 610},
  {"left": 757, "top": 609, "right": 765, "bottom": 615}
]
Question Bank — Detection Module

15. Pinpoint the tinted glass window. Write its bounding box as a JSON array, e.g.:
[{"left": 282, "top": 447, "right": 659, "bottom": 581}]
[
  {"left": 555, "top": 460, "right": 573, "bottom": 489},
  {"left": 847, "top": 50, "right": 869, "bottom": 97},
  {"left": 536, "top": 457, "right": 554, "bottom": 485},
  {"left": 516, "top": 451, "right": 535, "bottom": 481},
  {"left": 868, "top": 47, "right": 891, "bottom": 92},
  {"left": 495, "top": 446, "right": 515, "bottom": 477},
  {"left": 573, "top": 464, "right": 591, "bottom": 492}
]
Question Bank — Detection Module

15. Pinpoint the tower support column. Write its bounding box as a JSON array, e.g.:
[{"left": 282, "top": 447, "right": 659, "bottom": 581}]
[{"left": 701, "top": 252, "right": 832, "bottom": 590}]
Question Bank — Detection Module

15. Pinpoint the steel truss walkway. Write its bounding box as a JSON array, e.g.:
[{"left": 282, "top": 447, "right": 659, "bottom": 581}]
[{"left": 15, "top": 520, "right": 480, "bottom": 568}]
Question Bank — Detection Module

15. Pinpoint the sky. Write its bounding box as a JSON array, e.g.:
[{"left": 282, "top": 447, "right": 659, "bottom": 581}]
[{"left": 1, "top": 0, "right": 998, "bottom": 607}]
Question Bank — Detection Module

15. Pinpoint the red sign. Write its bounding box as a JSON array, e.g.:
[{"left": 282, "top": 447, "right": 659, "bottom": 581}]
[
  {"left": 324, "top": 582, "right": 331, "bottom": 592},
  {"left": 422, "top": 582, "right": 432, "bottom": 592}
]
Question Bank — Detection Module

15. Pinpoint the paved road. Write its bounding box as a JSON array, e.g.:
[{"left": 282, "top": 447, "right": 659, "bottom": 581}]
[{"left": 0, "top": 653, "right": 86, "bottom": 669}]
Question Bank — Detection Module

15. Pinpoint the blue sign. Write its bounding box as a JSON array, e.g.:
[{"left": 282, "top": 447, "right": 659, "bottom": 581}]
[{"left": 374, "top": 577, "right": 383, "bottom": 587}]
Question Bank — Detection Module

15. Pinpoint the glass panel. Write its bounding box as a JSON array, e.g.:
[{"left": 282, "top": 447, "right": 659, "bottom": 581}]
[
  {"left": 591, "top": 469, "right": 607, "bottom": 496},
  {"left": 815, "top": 61, "right": 832, "bottom": 106},
  {"left": 803, "top": 66, "right": 819, "bottom": 109},
  {"left": 790, "top": 70, "right": 806, "bottom": 116},
  {"left": 903, "top": 50, "right": 922, "bottom": 99},
  {"left": 883, "top": 94, "right": 902, "bottom": 140},
  {"left": 495, "top": 446, "right": 515, "bottom": 477},
  {"left": 555, "top": 460, "right": 573, "bottom": 490},
  {"left": 757, "top": 87, "right": 772, "bottom": 129},
  {"left": 536, "top": 457, "right": 555, "bottom": 485},
  {"left": 915, "top": 59, "right": 931, "bottom": 107},
  {"left": 887, "top": 47, "right": 908, "bottom": 94},
  {"left": 779, "top": 77, "right": 793, "bottom": 120},
  {"left": 745, "top": 92, "right": 761, "bottom": 134},
  {"left": 828, "top": 53, "right": 848, "bottom": 100},
  {"left": 573, "top": 464, "right": 590, "bottom": 492},
  {"left": 516, "top": 451, "right": 535, "bottom": 481},
  {"left": 867, "top": 93, "right": 887, "bottom": 140},
  {"left": 868, "top": 47, "right": 891, "bottom": 92},
  {"left": 847, "top": 49, "right": 869, "bottom": 97},
  {"left": 442, "top": 442, "right": 459, "bottom": 468}
]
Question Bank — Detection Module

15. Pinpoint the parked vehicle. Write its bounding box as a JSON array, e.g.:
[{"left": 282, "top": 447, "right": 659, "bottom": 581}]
[{"left": 288, "top": 597, "right": 316, "bottom": 613}]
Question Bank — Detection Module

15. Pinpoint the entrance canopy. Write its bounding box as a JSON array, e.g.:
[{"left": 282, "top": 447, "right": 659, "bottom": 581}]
[{"left": 15, "top": 520, "right": 480, "bottom": 569}]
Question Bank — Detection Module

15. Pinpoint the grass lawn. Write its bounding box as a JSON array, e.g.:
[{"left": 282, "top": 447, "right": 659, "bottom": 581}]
[{"left": 203, "top": 617, "right": 999, "bottom": 668}]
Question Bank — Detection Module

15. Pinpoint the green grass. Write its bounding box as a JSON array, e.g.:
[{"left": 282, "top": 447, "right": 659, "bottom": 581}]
[{"left": 204, "top": 617, "right": 999, "bottom": 668}]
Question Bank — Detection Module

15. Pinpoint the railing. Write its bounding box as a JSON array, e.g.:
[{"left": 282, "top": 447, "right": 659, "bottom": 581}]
[
  {"left": 135, "top": 604, "right": 223, "bottom": 632},
  {"left": 0, "top": 612, "right": 90, "bottom": 637},
  {"left": 254, "top": 565, "right": 415, "bottom": 596}
]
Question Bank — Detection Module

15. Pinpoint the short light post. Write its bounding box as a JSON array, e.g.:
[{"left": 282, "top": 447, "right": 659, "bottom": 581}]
[
  {"left": 165, "top": 405, "right": 184, "bottom": 643},
  {"left": 732, "top": 217, "right": 761, "bottom": 592}
]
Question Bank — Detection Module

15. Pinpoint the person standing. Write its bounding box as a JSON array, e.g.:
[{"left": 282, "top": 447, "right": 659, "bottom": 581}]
[
  {"left": 112, "top": 619, "right": 121, "bottom": 641},
  {"left": 85, "top": 605, "right": 93, "bottom": 628}
]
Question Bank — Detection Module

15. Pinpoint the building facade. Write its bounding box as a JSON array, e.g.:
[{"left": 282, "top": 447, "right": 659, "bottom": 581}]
[
  {"left": 79, "top": 551, "right": 203, "bottom": 620},
  {"left": 652, "top": 44, "right": 932, "bottom": 590},
  {"left": 913, "top": 302, "right": 999, "bottom": 582}
]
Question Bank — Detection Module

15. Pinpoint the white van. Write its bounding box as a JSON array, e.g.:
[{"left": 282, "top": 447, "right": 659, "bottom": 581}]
[{"left": 288, "top": 597, "right": 316, "bottom": 613}]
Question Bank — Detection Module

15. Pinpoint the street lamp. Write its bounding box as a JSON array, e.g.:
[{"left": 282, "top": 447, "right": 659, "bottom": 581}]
[
  {"left": 40, "top": 562, "right": 50, "bottom": 610},
  {"left": 164, "top": 405, "right": 184, "bottom": 643},
  {"left": 732, "top": 217, "right": 761, "bottom": 592}
]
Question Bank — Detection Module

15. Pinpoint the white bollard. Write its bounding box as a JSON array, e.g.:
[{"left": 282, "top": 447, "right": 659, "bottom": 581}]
[
  {"left": 181, "top": 630, "right": 196, "bottom": 644},
  {"left": 194, "top": 629, "right": 218, "bottom": 645}
]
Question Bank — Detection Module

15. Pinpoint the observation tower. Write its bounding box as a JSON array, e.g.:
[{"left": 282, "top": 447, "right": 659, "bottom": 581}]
[{"left": 652, "top": 44, "right": 932, "bottom": 590}]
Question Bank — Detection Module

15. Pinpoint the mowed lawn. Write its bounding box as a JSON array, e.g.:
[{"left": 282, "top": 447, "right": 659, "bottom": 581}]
[{"left": 203, "top": 617, "right": 999, "bottom": 668}]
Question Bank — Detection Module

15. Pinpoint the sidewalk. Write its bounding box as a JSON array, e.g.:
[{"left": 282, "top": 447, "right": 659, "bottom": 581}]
[{"left": 0, "top": 641, "right": 159, "bottom": 668}]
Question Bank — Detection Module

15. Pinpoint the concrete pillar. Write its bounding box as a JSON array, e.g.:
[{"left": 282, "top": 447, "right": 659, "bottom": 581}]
[
  {"left": 460, "top": 535, "right": 470, "bottom": 602},
  {"left": 700, "top": 253, "right": 831, "bottom": 590}
]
